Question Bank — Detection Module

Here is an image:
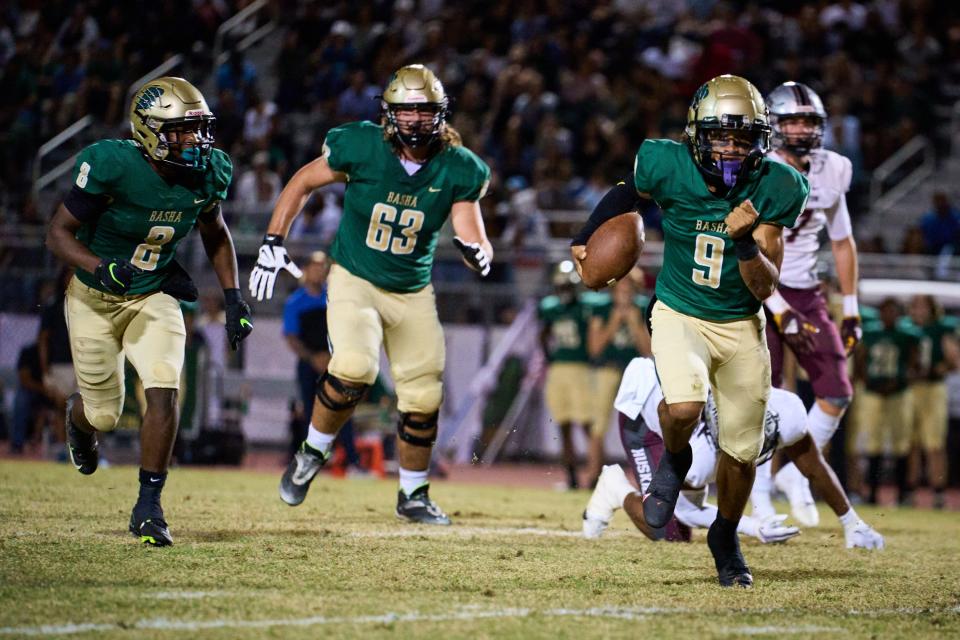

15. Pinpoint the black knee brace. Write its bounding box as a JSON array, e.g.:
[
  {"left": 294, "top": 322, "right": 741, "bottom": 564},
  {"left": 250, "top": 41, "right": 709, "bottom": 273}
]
[
  {"left": 397, "top": 412, "right": 439, "bottom": 448},
  {"left": 316, "top": 371, "right": 368, "bottom": 411}
]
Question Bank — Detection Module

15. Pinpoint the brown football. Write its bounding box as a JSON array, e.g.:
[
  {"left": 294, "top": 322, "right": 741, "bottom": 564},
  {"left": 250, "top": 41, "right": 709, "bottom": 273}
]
[{"left": 580, "top": 212, "right": 645, "bottom": 290}]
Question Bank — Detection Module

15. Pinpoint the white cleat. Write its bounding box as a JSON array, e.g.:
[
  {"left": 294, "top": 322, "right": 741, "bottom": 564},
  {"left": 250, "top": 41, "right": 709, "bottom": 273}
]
[
  {"left": 582, "top": 465, "right": 629, "bottom": 539},
  {"left": 775, "top": 470, "right": 819, "bottom": 528}
]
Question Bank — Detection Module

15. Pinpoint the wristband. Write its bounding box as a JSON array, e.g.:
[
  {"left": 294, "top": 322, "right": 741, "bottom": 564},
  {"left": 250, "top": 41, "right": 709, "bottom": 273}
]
[
  {"left": 264, "top": 233, "right": 284, "bottom": 246},
  {"left": 733, "top": 234, "right": 759, "bottom": 261},
  {"left": 842, "top": 294, "right": 859, "bottom": 317},
  {"left": 224, "top": 288, "right": 243, "bottom": 304},
  {"left": 765, "top": 290, "right": 789, "bottom": 314}
]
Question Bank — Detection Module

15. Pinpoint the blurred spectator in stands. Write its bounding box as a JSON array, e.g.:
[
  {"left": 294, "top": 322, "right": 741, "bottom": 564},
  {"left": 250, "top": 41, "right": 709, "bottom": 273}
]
[
  {"left": 83, "top": 41, "right": 124, "bottom": 123},
  {"left": 336, "top": 69, "right": 379, "bottom": 122},
  {"left": 50, "top": 4, "right": 100, "bottom": 55},
  {"left": 243, "top": 88, "right": 277, "bottom": 147},
  {"left": 919, "top": 191, "right": 960, "bottom": 256},
  {"left": 214, "top": 89, "right": 244, "bottom": 156},
  {"left": 11, "top": 342, "right": 48, "bottom": 454},
  {"left": 216, "top": 48, "right": 257, "bottom": 109},
  {"left": 235, "top": 150, "right": 281, "bottom": 219},
  {"left": 282, "top": 251, "right": 364, "bottom": 470},
  {"left": 900, "top": 226, "right": 926, "bottom": 255},
  {"left": 38, "top": 267, "right": 75, "bottom": 447}
]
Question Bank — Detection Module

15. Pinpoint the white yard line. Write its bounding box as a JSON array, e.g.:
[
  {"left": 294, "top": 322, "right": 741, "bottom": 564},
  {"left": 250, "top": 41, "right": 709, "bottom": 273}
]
[
  {"left": 348, "top": 525, "right": 629, "bottom": 539},
  {"left": 1, "top": 604, "right": 956, "bottom": 637},
  {"left": 154, "top": 591, "right": 230, "bottom": 600}
]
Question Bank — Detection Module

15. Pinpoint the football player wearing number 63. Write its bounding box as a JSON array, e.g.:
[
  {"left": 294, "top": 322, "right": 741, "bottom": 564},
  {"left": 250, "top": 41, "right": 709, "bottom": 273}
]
[
  {"left": 45, "top": 77, "right": 253, "bottom": 547},
  {"left": 571, "top": 75, "right": 809, "bottom": 587},
  {"left": 249, "top": 64, "right": 492, "bottom": 525}
]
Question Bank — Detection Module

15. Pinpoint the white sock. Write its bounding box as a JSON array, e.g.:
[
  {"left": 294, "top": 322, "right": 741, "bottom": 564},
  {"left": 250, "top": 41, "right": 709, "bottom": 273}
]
[
  {"left": 399, "top": 467, "right": 429, "bottom": 497},
  {"left": 306, "top": 424, "right": 336, "bottom": 457},
  {"left": 838, "top": 507, "right": 859, "bottom": 529},
  {"left": 775, "top": 461, "right": 804, "bottom": 490},
  {"left": 807, "top": 403, "right": 842, "bottom": 449},
  {"left": 751, "top": 466, "right": 776, "bottom": 520}
]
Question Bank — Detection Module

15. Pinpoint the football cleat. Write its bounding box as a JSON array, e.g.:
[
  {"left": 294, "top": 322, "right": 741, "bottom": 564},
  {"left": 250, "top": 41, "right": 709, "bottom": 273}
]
[
  {"left": 396, "top": 484, "right": 451, "bottom": 525},
  {"left": 582, "top": 465, "right": 629, "bottom": 539},
  {"left": 708, "top": 520, "right": 753, "bottom": 588},
  {"left": 775, "top": 466, "right": 819, "bottom": 527},
  {"left": 65, "top": 393, "right": 99, "bottom": 475},
  {"left": 279, "top": 442, "right": 328, "bottom": 506},
  {"left": 642, "top": 445, "right": 692, "bottom": 529},
  {"left": 129, "top": 505, "right": 173, "bottom": 547}
]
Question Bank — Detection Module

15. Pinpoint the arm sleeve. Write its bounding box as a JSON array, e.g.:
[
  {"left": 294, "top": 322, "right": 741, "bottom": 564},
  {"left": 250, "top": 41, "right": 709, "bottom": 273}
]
[
  {"left": 571, "top": 181, "right": 641, "bottom": 245},
  {"left": 282, "top": 297, "right": 301, "bottom": 337},
  {"left": 63, "top": 186, "right": 110, "bottom": 223}
]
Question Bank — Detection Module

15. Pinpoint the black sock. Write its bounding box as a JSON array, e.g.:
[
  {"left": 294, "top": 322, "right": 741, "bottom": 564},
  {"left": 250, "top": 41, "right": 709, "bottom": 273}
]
[
  {"left": 712, "top": 513, "right": 739, "bottom": 537},
  {"left": 894, "top": 456, "right": 909, "bottom": 500},
  {"left": 566, "top": 464, "right": 579, "bottom": 489},
  {"left": 138, "top": 468, "right": 167, "bottom": 506},
  {"left": 867, "top": 455, "right": 882, "bottom": 503},
  {"left": 663, "top": 443, "right": 693, "bottom": 474}
]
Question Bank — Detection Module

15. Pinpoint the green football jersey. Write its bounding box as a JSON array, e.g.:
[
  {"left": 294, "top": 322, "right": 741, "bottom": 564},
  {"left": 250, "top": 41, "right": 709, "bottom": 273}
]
[
  {"left": 898, "top": 316, "right": 959, "bottom": 381},
  {"left": 324, "top": 122, "right": 491, "bottom": 293},
  {"left": 634, "top": 139, "right": 809, "bottom": 321},
  {"left": 590, "top": 293, "right": 650, "bottom": 368},
  {"left": 70, "top": 139, "right": 232, "bottom": 295},
  {"left": 539, "top": 294, "right": 592, "bottom": 363},
  {"left": 862, "top": 322, "right": 919, "bottom": 393}
]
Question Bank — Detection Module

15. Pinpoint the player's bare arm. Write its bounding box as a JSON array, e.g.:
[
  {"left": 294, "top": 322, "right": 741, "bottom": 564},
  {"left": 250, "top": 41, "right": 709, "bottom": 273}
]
[
  {"left": 726, "top": 199, "right": 782, "bottom": 300},
  {"left": 197, "top": 205, "right": 241, "bottom": 290},
  {"left": 266, "top": 156, "right": 347, "bottom": 237},
  {"left": 832, "top": 234, "right": 862, "bottom": 353},
  {"left": 450, "top": 200, "right": 494, "bottom": 275},
  {"left": 46, "top": 204, "right": 102, "bottom": 275}
]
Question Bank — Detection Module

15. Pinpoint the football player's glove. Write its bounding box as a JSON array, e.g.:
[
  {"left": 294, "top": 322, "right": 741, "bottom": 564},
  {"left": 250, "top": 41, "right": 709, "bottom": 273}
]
[
  {"left": 841, "top": 315, "right": 862, "bottom": 355},
  {"left": 249, "top": 234, "right": 303, "bottom": 301},
  {"left": 756, "top": 514, "right": 801, "bottom": 544},
  {"left": 94, "top": 258, "right": 142, "bottom": 295},
  {"left": 224, "top": 288, "right": 253, "bottom": 351},
  {"left": 773, "top": 308, "right": 820, "bottom": 356},
  {"left": 453, "top": 236, "right": 491, "bottom": 276},
  {"left": 159, "top": 259, "right": 198, "bottom": 302},
  {"left": 844, "top": 518, "right": 884, "bottom": 550}
]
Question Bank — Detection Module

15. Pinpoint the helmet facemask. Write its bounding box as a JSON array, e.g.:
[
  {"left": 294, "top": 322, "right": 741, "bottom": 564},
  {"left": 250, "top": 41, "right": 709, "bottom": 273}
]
[
  {"left": 383, "top": 101, "right": 447, "bottom": 148},
  {"left": 693, "top": 117, "right": 769, "bottom": 189},
  {"left": 149, "top": 116, "right": 216, "bottom": 172},
  {"left": 770, "top": 114, "right": 824, "bottom": 158}
]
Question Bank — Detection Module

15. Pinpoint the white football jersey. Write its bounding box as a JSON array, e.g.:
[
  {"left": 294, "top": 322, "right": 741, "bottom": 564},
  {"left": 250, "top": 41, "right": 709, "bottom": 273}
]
[
  {"left": 767, "top": 148, "right": 854, "bottom": 289},
  {"left": 614, "top": 358, "right": 809, "bottom": 487}
]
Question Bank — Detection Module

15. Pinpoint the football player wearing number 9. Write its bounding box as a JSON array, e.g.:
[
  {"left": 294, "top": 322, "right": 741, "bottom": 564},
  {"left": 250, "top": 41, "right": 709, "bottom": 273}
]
[
  {"left": 250, "top": 65, "right": 492, "bottom": 525},
  {"left": 571, "top": 75, "right": 809, "bottom": 587},
  {"left": 45, "top": 77, "right": 252, "bottom": 546}
]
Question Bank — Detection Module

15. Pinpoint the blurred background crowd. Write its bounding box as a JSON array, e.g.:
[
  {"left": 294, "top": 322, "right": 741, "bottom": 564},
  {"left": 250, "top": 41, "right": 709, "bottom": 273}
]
[{"left": 2, "top": 0, "right": 960, "bottom": 504}]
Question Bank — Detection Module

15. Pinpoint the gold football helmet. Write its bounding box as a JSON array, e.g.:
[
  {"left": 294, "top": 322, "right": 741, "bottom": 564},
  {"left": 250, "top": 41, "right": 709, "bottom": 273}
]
[
  {"left": 684, "top": 75, "right": 770, "bottom": 190},
  {"left": 381, "top": 64, "right": 448, "bottom": 148},
  {"left": 129, "top": 76, "right": 215, "bottom": 171}
]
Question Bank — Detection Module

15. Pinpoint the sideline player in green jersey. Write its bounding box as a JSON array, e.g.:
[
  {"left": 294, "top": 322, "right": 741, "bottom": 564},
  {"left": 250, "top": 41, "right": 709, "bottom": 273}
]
[
  {"left": 249, "top": 65, "right": 493, "bottom": 524},
  {"left": 571, "top": 75, "right": 809, "bottom": 587},
  {"left": 46, "top": 77, "right": 253, "bottom": 546}
]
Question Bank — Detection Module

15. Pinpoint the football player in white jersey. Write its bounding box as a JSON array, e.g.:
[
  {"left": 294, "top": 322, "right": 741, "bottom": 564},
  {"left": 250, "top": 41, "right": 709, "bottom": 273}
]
[
  {"left": 582, "top": 358, "right": 883, "bottom": 550},
  {"left": 759, "top": 82, "right": 862, "bottom": 527}
]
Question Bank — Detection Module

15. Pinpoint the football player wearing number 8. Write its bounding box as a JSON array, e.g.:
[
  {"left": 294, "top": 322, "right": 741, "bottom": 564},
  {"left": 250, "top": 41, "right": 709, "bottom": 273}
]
[
  {"left": 45, "top": 77, "right": 252, "bottom": 547},
  {"left": 249, "top": 65, "right": 492, "bottom": 525},
  {"left": 571, "top": 75, "right": 809, "bottom": 587}
]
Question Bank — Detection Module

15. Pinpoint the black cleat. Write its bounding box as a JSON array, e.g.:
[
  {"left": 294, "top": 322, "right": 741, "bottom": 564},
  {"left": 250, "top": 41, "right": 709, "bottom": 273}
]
[
  {"left": 129, "top": 505, "right": 173, "bottom": 547},
  {"left": 279, "top": 442, "right": 327, "bottom": 506},
  {"left": 642, "top": 445, "right": 692, "bottom": 528},
  {"left": 65, "top": 393, "right": 98, "bottom": 475},
  {"left": 707, "top": 519, "right": 753, "bottom": 588},
  {"left": 396, "top": 484, "right": 451, "bottom": 525}
]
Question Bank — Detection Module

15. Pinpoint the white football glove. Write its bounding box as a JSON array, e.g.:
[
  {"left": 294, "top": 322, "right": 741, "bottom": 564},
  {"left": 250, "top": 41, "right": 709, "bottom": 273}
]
[
  {"left": 756, "top": 514, "right": 801, "bottom": 544},
  {"left": 844, "top": 519, "right": 884, "bottom": 550},
  {"left": 248, "top": 235, "right": 303, "bottom": 301},
  {"left": 452, "top": 236, "right": 491, "bottom": 276}
]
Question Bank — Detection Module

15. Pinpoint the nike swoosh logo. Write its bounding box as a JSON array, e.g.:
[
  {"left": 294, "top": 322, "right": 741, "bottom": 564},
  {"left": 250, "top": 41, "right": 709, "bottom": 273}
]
[
  {"left": 240, "top": 318, "right": 252, "bottom": 328},
  {"left": 149, "top": 477, "right": 161, "bottom": 483},
  {"left": 108, "top": 263, "right": 123, "bottom": 285},
  {"left": 428, "top": 187, "right": 441, "bottom": 192},
  {"left": 194, "top": 197, "right": 206, "bottom": 204}
]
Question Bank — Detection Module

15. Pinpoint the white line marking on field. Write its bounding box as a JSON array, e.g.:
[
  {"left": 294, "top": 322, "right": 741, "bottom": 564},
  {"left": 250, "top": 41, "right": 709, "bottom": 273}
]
[
  {"left": 2, "top": 604, "right": 957, "bottom": 637},
  {"left": 348, "top": 526, "right": 627, "bottom": 539},
  {"left": 723, "top": 625, "right": 846, "bottom": 636},
  {"left": 154, "top": 591, "right": 230, "bottom": 600}
]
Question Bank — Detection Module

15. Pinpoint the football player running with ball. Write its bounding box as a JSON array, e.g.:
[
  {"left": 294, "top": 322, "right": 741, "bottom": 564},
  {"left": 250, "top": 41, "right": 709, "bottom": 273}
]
[
  {"left": 571, "top": 75, "right": 809, "bottom": 587},
  {"left": 46, "top": 77, "right": 253, "bottom": 546},
  {"left": 250, "top": 65, "right": 492, "bottom": 525},
  {"left": 752, "top": 82, "right": 862, "bottom": 527}
]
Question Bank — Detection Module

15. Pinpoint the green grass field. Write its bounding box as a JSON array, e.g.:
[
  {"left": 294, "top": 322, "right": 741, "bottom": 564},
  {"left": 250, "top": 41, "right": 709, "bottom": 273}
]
[{"left": 1, "top": 461, "right": 958, "bottom": 639}]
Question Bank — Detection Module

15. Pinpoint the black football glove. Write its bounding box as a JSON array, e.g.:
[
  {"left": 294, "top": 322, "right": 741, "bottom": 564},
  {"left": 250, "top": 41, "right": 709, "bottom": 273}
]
[
  {"left": 159, "top": 259, "right": 199, "bottom": 302},
  {"left": 224, "top": 288, "right": 253, "bottom": 351},
  {"left": 452, "top": 236, "right": 491, "bottom": 276},
  {"left": 94, "top": 258, "right": 142, "bottom": 295}
]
